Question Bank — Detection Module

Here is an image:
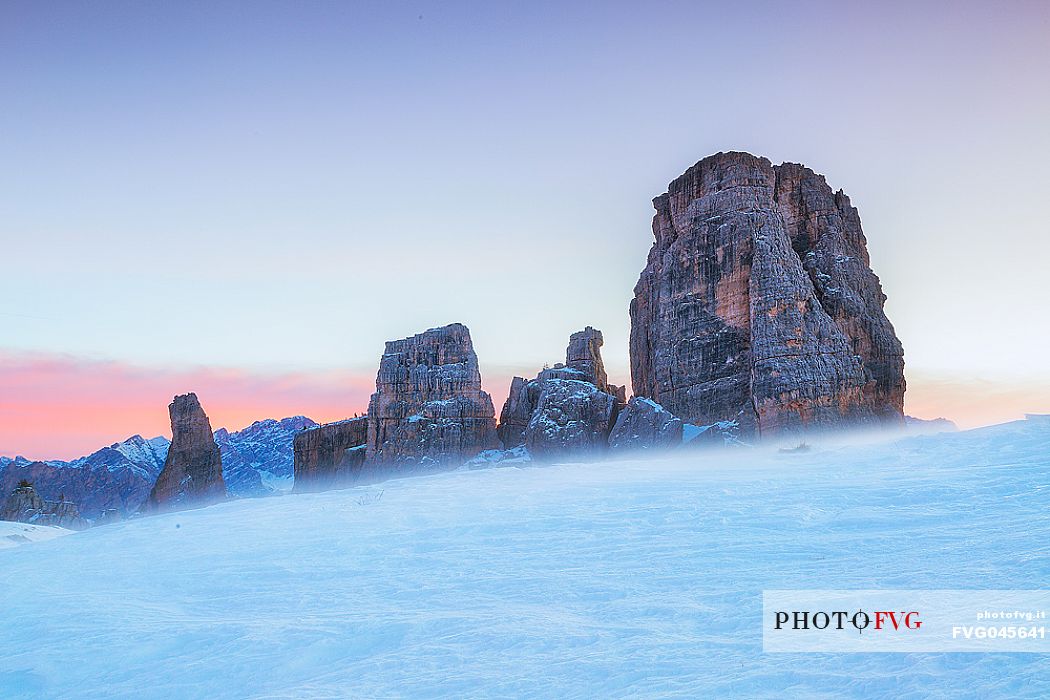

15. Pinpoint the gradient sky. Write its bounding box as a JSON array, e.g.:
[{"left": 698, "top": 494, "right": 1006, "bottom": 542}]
[{"left": 2, "top": 1, "right": 1049, "bottom": 459}]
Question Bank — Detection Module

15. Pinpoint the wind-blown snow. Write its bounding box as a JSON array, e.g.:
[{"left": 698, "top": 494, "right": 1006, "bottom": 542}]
[{"left": 1, "top": 419, "right": 1048, "bottom": 698}]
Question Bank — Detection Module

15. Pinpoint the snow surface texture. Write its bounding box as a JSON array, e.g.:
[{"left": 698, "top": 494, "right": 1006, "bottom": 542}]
[
  {"left": 1, "top": 419, "right": 1048, "bottom": 698},
  {"left": 0, "top": 522, "right": 72, "bottom": 550}
]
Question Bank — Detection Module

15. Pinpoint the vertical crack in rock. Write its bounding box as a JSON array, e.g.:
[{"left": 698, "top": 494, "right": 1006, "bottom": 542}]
[{"left": 629, "top": 152, "right": 905, "bottom": 437}]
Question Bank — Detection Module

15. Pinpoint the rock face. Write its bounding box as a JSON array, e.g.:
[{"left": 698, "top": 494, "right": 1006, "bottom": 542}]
[
  {"left": 365, "top": 324, "right": 499, "bottom": 475},
  {"left": 629, "top": 152, "right": 905, "bottom": 437},
  {"left": 292, "top": 417, "right": 369, "bottom": 492},
  {"left": 498, "top": 327, "right": 626, "bottom": 459},
  {"left": 565, "top": 327, "right": 626, "bottom": 401},
  {"left": 524, "top": 379, "right": 619, "bottom": 461},
  {"left": 146, "top": 393, "right": 226, "bottom": 512},
  {"left": 497, "top": 376, "right": 535, "bottom": 449},
  {"left": 609, "top": 397, "right": 683, "bottom": 453},
  {"left": 1, "top": 484, "right": 89, "bottom": 530}
]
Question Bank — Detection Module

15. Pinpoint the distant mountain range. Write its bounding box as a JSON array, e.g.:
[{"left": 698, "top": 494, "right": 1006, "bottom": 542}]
[
  {"left": 214, "top": 416, "right": 317, "bottom": 495},
  {"left": 0, "top": 416, "right": 318, "bottom": 519}
]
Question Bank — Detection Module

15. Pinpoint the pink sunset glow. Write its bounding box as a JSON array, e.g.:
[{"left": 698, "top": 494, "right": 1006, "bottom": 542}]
[
  {"left": 903, "top": 374, "right": 1049, "bottom": 432},
  {"left": 2, "top": 348, "right": 1043, "bottom": 461},
  {"left": 0, "top": 352, "right": 374, "bottom": 460}
]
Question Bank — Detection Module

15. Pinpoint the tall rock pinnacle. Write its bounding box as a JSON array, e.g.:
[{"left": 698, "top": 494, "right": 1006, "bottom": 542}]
[
  {"left": 565, "top": 326, "right": 616, "bottom": 395},
  {"left": 629, "top": 152, "right": 905, "bottom": 436},
  {"left": 146, "top": 393, "right": 226, "bottom": 512}
]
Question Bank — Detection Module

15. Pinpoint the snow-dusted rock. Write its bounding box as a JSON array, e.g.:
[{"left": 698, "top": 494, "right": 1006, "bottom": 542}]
[
  {"left": 1, "top": 484, "right": 89, "bottom": 530},
  {"left": 92, "top": 509, "right": 122, "bottom": 527},
  {"left": 498, "top": 327, "right": 625, "bottom": 450},
  {"left": 524, "top": 379, "right": 619, "bottom": 462},
  {"left": 0, "top": 416, "right": 321, "bottom": 517},
  {"left": 629, "top": 152, "right": 905, "bottom": 437},
  {"left": 365, "top": 324, "right": 499, "bottom": 477},
  {"left": 609, "top": 397, "right": 683, "bottom": 453},
  {"left": 292, "top": 417, "right": 368, "bottom": 492},
  {"left": 565, "top": 326, "right": 626, "bottom": 402},
  {"left": 904, "top": 416, "right": 958, "bottom": 434},
  {"left": 0, "top": 455, "right": 30, "bottom": 470},
  {"left": 145, "top": 393, "right": 226, "bottom": 513}
]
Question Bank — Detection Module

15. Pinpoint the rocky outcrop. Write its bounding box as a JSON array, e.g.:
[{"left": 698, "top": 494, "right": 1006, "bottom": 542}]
[
  {"left": 292, "top": 417, "right": 369, "bottom": 492},
  {"left": 609, "top": 397, "right": 683, "bottom": 453},
  {"left": 629, "top": 152, "right": 905, "bottom": 437},
  {"left": 565, "top": 327, "right": 626, "bottom": 402},
  {"left": 2, "top": 484, "right": 44, "bottom": 523},
  {"left": 1, "top": 484, "right": 89, "bottom": 530},
  {"left": 365, "top": 324, "right": 499, "bottom": 475},
  {"left": 498, "top": 327, "right": 626, "bottom": 450},
  {"left": 524, "top": 379, "right": 619, "bottom": 461},
  {"left": 497, "top": 368, "right": 592, "bottom": 449},
  {"left": 146, "top": 393, "right": 226, "bottom": 512}
]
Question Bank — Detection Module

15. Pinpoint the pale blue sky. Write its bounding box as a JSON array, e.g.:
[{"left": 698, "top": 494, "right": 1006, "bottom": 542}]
[{"left": 2, "top": 1, "right": 1048, "bottom": 435}]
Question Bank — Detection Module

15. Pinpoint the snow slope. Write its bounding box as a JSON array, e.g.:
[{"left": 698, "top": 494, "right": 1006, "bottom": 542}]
[
  {"left": 0, "top": 521, "right": 72, "bottom": 550},
  {"left": 0, "top": 419, "right": 1048, "bottom": 698}
]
